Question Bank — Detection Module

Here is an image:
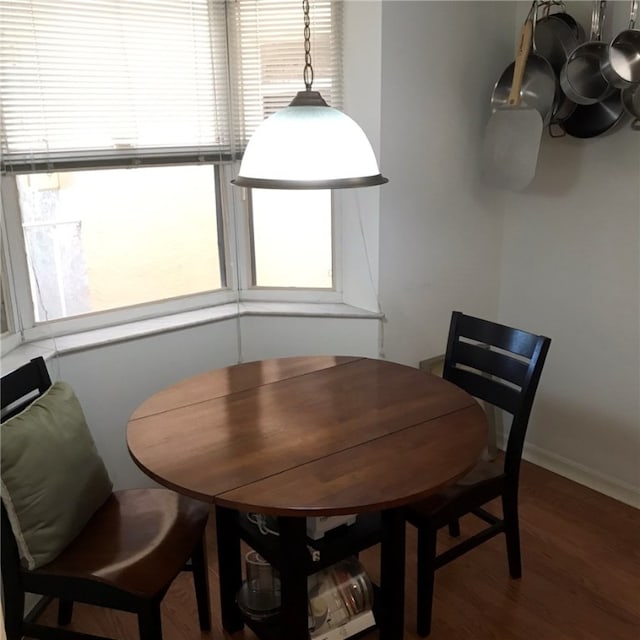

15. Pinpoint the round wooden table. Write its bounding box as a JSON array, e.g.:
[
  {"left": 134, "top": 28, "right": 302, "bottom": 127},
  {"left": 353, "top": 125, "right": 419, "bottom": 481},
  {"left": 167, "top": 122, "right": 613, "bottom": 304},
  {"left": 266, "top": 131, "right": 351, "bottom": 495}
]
[{"left": 127, "top": 356, "right": 487, "bottom": 640}]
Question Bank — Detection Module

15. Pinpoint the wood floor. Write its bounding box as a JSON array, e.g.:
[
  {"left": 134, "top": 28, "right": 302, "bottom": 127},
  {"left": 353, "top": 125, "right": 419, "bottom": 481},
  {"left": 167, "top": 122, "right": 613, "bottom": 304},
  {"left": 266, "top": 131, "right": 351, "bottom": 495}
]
[{"left": 35, "top": 460, "right": 640, "bottom": 640}]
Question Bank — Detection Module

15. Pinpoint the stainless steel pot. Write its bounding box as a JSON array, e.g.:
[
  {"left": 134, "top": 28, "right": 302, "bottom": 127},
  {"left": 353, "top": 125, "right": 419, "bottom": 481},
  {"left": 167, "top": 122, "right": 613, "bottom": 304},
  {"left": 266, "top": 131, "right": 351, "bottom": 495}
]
[
  {"left": 560, "top": 0, "right": 615, "bottom": 105},
  {"left": 553, "top": 11, "right": 587, "bottom": 42},
  {"left": 534, "top": 9, "right": 586, "bottom": 74},
  {"left": 603, "top": 0, "right": 640, "bottom": 85},
  {"left": 560, "top": 89, "right": 626, "bottom": 138}
]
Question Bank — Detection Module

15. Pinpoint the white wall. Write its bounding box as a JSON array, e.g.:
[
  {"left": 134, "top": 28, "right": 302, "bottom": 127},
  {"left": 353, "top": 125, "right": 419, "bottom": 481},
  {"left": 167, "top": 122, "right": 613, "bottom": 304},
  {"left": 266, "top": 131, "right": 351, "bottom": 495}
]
[
  {"left": 377, "top": 1, "right": 514, "bottom": 363},
  {"left": 375, "top": 0, "right": 639, "bottom": 504},
  {"left": 497, "top": 1, "right": 640, "bottom": 501}
]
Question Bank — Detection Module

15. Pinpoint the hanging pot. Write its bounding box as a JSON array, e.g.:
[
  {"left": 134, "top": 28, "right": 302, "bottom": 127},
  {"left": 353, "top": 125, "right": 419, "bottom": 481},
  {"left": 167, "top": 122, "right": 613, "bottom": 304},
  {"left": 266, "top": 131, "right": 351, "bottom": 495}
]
[
  {"left": 552, "top": 11, "right": 587, "bottom": 42},
  {"left": 534, "top": 6, "right": 586, "bottom": 75},
  {"left": 601, "top": 0, "right": 640, "bottom": 86},
  {"left": 560, "top": 89, "right": 626, "bottom": 138},
  {"left": 560, "top": 0, "right": 615, "bottom": 106}
]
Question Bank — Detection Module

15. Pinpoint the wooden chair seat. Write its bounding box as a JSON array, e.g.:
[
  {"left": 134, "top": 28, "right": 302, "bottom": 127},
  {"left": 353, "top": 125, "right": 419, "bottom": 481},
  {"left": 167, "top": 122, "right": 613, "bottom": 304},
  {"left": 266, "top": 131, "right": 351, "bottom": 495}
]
[
  {"left": 407, "top": 460, "right": 504, "bottom": 525},
  {"left": 454, "top": 459, "right": 502, "bottom": 486},
  {"left": 32, "top": 489, "right": 210, "bottom": 597}
]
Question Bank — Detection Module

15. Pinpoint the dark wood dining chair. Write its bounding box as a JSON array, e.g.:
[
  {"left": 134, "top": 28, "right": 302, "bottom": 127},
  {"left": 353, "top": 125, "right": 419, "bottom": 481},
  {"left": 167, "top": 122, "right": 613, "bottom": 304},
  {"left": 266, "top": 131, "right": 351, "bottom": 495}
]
[
  {"left": 1, "top": 357, "right": 212, "bottom": 640},
  {"left": 406, "top": 311, "right": 551, "bottom": 637}
]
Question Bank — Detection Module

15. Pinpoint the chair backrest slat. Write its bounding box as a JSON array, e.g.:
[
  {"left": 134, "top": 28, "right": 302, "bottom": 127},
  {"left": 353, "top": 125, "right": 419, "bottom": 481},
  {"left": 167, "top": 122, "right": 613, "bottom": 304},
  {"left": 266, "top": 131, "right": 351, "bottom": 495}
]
[
  {"left": 442, "top": 312, "right": 551, "bottom": 480},
  {"left": 446, "top": 367, "right": 521, "bottom": 414},
  {"left": 454, "top": 340, "right": 531, "bottom": 389},
  {"left": 454, "top": 312, "right": 542, "bottom": 359}
]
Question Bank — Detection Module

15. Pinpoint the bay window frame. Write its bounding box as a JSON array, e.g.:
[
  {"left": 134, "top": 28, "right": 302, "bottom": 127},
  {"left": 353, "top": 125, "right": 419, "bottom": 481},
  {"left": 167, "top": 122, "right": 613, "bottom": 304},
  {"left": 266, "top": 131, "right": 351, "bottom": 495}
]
[{"left": 0, "top": 160, "right": 342, "bottom": 344}]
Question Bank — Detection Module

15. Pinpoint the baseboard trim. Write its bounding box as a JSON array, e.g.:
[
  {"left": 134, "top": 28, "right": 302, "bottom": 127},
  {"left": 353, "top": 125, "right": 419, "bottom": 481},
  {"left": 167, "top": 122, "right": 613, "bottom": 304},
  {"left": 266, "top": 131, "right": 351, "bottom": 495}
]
[{"left": 497, "top": 431, "right": 640, "bottom": 509}]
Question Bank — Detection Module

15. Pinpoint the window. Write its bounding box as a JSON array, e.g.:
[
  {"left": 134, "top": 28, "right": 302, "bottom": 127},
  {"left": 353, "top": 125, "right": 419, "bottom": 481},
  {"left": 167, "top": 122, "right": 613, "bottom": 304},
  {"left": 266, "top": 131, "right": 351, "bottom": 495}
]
[
  {"left": 251, "top": 189, "right": 332, "bottom": 288},
  {"left": 16, "top": 166, "right": 223, "bottom": 322},
  {"left": 0, "top": 1, "right": 342, "bottom": 336}
]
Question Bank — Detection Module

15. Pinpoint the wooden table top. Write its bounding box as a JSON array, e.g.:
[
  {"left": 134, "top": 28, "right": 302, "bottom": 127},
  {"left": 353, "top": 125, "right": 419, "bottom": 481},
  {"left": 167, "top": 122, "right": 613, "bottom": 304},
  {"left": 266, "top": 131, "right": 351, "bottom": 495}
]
[{"left": 127, "top": 356, "right": 487, "bottom": 516}]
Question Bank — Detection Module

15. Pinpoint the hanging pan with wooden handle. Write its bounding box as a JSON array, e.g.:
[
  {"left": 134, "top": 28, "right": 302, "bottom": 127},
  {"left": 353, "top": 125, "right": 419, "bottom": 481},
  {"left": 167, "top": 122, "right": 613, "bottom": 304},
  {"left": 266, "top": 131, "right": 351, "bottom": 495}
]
[
  {"left": 481, "top": 6, "right": 544, "bottom": 191},
  {"left": 491, "top": 2, "right": 558, "bottom": 127}
]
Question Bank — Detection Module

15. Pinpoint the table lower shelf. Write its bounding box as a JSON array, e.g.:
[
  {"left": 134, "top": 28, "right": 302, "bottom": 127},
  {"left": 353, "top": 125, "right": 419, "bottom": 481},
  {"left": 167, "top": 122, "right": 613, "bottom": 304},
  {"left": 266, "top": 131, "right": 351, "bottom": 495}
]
[
  {"left": 241, "top": 591, "right": 380, "bottom": 640},
  {"left": 237, "top": 511, "right": 383, "bottom": 574}
]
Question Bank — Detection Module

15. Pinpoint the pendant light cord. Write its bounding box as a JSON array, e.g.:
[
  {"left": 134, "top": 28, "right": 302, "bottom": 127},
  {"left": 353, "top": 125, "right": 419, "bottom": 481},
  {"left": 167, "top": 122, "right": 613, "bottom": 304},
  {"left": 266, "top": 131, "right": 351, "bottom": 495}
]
[{"left": 303, "top": 0, "right": 314, "bottom": 91}]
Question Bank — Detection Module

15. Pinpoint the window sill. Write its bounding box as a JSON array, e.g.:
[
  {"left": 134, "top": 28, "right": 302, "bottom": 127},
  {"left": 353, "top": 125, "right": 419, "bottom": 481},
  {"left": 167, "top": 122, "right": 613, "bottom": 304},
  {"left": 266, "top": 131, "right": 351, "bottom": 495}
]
[{"left": 1, "top": 301, "right": 383, "bottom": 372}]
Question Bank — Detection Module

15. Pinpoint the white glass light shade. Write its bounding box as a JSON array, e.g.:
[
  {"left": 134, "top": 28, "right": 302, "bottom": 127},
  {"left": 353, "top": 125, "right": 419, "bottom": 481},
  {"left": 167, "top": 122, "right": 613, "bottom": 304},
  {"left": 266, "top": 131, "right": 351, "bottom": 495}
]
[{"left": 232, "top": 91, "right": 387, "bottom": 189}]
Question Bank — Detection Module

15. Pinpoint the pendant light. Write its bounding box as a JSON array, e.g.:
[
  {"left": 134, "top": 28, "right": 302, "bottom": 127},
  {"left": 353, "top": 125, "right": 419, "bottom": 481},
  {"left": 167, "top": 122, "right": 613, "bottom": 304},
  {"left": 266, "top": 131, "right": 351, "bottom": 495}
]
[{"left": 232, "top": 0, "right": 387, "bottom": 190}]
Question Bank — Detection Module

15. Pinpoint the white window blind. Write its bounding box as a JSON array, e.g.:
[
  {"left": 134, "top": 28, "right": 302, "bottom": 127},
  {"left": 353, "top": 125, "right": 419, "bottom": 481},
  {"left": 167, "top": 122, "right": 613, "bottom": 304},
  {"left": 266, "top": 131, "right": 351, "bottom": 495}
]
[
  {"left": 0, "top": 0, "right": 232, "bottom": 171},
  {"left": 227, "top": 0, "right": 343, "bottom": 147},
  {"left": 0, "top": 0, "right": 343, "bottom": 174}
]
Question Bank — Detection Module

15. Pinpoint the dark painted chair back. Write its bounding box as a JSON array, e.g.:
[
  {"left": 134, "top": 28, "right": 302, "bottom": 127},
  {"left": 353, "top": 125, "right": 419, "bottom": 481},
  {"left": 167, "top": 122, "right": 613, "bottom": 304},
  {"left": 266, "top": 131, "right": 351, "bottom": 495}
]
[
  {"left": 1, "top": 357, "right": 53, "bottom": 636},
  {"left": 1, "top": 356, "right": 51, "bottom": 420},
  {"left": 442, "top": 311, "right": 551, "bottom": 480}
]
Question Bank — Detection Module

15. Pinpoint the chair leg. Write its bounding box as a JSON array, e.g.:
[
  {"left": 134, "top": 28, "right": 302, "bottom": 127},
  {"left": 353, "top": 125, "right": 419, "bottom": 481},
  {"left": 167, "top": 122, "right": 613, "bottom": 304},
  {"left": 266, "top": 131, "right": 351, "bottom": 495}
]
[
  {"left": 191, "top": 534, "right": 211, "bottom": 631},
  {"left": 502, "top": 492, "right": 522, "bottom": 579},
  {"left": 447, "top": 518, "right": 460, "bottom": 537},
  {"left": 416, "top": 525, "right": 438, "bottom": 638},
  {"left": 57, "top": 599, "right": 74, "bottom": 625},
  {"left": 137, "top": 602, "right": 162, "bottom": 640},
  {"left": 2, "top": 585, "right": 25, "bottom": 640}
]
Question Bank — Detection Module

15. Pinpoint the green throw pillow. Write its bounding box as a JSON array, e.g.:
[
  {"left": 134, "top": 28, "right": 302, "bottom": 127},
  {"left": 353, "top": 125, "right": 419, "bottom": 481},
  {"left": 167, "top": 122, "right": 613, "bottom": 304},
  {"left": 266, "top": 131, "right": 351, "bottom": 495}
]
[{"left": 1, "top": 381, "right": 113, "bottom": 570}]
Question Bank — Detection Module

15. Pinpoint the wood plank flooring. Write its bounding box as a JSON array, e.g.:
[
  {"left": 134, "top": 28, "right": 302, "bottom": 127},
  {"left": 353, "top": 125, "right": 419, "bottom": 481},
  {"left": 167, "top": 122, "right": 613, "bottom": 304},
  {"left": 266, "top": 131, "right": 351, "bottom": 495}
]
[{"left": 34, "top": 460, "right": 640, "bottom": 639}]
